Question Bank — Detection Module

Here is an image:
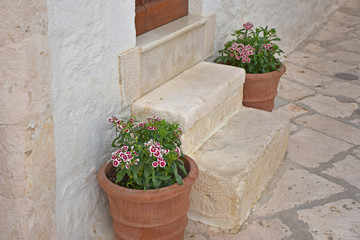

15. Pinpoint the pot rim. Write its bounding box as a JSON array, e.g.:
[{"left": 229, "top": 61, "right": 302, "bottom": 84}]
[{"left": 97, "top": 155, "right": 199, "bottom": 202}]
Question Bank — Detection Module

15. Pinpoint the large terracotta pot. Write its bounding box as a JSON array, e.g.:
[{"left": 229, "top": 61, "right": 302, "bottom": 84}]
[
  {"left": 97, "top": 155, "right": 199, "bottom": 240},
  {"left": 243, "top": 64, "right": 286, "bottom": 112}
]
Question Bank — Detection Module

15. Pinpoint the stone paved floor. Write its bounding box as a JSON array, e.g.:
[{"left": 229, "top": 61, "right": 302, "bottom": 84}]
[{"left": 184, "top": 1, "right": 360, "bottom": 239}]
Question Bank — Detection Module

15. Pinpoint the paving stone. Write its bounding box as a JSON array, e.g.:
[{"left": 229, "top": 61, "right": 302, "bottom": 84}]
[
  {"left": 290, "top": 123, "right": 298, "bottom": 133},
  {"left": 326, "top": 50, "right": 360, "bottom": 63},
  {"left": 278, "top": 78, "right": 315, "bottom": 101},
  {"left": 329, "top": 11, "right": 360, "bottom": 26},
  {"left": 343, "top": 0, "right": 360, "bottom": 9},
  {"left": 186, "top": 218, "right": 292, "bottom": 240},
  {"left": 306, "top": 60, "right": 354, "bottom": 76},
  {"left": 254, "top": 168, "right": 345, "bottom": 216},
  {"left": 287, "top": 128, "right": 353, "bottom": 168},
  {"left": 297, "top": 199, "right": 360, "bottom": 240},
  {"left": 296, "top": 113, "right": 360, "bottom": 145},
  {"left": 314, "top": 29, "right": 343, "bottom": 41},
  {"left": 284, "top": 51, "right": 322, "bottom": 66},
  {"left": 282, "top": 63, "right": 332, "bottom": 87},
  {"left": 274, "top": 103, "right": 308, "bottom": 119},
  {"left": 317, "top": 81, "right": 360, "bottom": 99},
  {"left": 304, "top": 43, "right": 325, "bottom": 53},
  {"left": 324, "top": 155, "right": 360, "bottom": 189},
  {"left": 353, "top": 147, "right": 360, "bottom": 158},
  {"left": 336, "top": 38, "right": 360, "bottom": 52},
  {"left": 323, "top": 20, "right": 354, "bottom": 33},
  {"left": 300, "top": 94, "right": 358, "bottom": 119}
]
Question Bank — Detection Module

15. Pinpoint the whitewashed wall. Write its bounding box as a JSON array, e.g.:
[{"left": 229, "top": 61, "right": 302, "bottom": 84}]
[
  {"left": 190, "top": 0, "right": 347, "bottom": 58},
  {"left": 47, "top": 0, "right": 135, "bottom": 239}
]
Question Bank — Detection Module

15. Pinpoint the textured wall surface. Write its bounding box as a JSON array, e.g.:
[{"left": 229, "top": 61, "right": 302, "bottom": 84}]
[
  {"left": 0, "top": 0, "right": 56, "bottom": 239},
  {"left": 190, "top": 0, "right": 347, "bottom": 58},
  {"left": 46, "top": 0, "right": 135, "bottom": 239}
]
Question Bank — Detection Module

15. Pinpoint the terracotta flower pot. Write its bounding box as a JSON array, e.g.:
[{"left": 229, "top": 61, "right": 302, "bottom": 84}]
[
  {"left": 243, "top": 64, "right": 286, "bottom": 112},
  {"left": 97, "top": 155, "right": 199, "bottom": 240}
]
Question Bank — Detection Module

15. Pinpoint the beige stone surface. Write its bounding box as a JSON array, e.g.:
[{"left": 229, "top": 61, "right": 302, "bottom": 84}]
[
  {"left": 330, "top": 11, "right": 360, "bottom": 26},
  {"left": 324, "top": 155, "right": 360, "bottom": 189},
  {"left": 314, "top": 29, "right": 342, "bottom": 41},
  {"left": 336, "top": 38, "right": 360, "bottom": 52},
  {"left": 297, "top": 199, "right": 360, "bottom": 240},
  {"left": 284, "top": 51, "right": 322, "bottom": 66},
  {"left": 326, "top": 50, "right": 360, "bottom": 63},
  {"left": 0, "top": 1, "right": 56, "bottom": 239},
  {"left": 287, "top": 128, "right": 353, "bottom": 168},
  {"left": 274, "top": 103, "right": 308, "bottom": 119},
  {"left": 323, "top": 20, "right": 353, "bottom": 33},
  {"left": 296, "top": 114, "right": 360, "bottom": 145},
  {"left": 203, "top": 13, "right": 216, "bottom": 58},
  {"left": 185, "top": 218, "right": 292, "bottom": 240},
  {"left": 189, "top": 108, "right": 289, "bottom": 231},
  {"left": 132, "top": 62, "right": 245, "bottom": 132},
  {"left": 353, "top": 147, "right": 360, "bottom": 158},
  {"left": 318, "top": 81, "right": 360, "bottom": 99},
  {"left": 282, "top": 63, "right": 332, "bottom": 87},
  {"left": 118, "top": 47, "right": 141, "bottom": 105},
  {"left": 300, "top": 94, "right": 358, "bottom": 118},
  {"left": 182, "top": 88, "right": 242, "bottom": 153},
  {"left": 0, "top": 35, "right": 51, "bottom": 125},
  {"left": 306, "top": 60, "right": 353, "bottom": 76},
  {"left": 254, "top": 168, "right": 345, "bottom": 216},
  {"left": 137, "top": 15, "right": 215, "bottom": 95},
  {"left": 278, "top": 78, "right": 315, "bottom": 100},
  {"left": 304, "top": 43, "right": 325, "bottom": 53}
]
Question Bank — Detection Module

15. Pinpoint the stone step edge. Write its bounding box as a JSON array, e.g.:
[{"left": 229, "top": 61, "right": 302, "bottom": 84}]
[
  {"left": 132, "top": 61, "right": 245, "bottom": 132},
  {"left": 187, "top": 108, "right": 290, "bottom": 232},
  {"left": 136, "top": 15, "right": 206, "bottom": 53},
  {"left": 132, "top": 61, "right": 245, "bottom": 153}
]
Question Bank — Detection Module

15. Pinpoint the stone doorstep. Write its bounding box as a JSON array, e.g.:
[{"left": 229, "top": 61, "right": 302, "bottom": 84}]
[
  {"left": 188, "top": 108, "right": 290, "bottom": 232},
  {"left": 132, "top": 61, "right": 246, "bottom": 153},
  {"left": 137, "top": 14, "right": 216, "bottom": 96}
]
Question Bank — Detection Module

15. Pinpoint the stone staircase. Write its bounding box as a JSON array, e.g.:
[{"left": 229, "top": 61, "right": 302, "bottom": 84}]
[{"left": 123, "top": 14, "right": 289, "bottom": 232}]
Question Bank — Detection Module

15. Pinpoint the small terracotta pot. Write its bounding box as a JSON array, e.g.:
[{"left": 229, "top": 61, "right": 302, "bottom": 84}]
[
  {"left": 243, "top": 64, "right": 286, "bottom": 112},
  {"left": 97, "top": 155, "right": 199, "bottom": 240}
]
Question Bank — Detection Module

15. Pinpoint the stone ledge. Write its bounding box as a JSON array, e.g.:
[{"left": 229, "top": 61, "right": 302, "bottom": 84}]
[
  {"left": 188, "top": 108, "right": 290, "bottom": 232},
  {"left": 132, "top": 61, "right": 245, "bottom": 153}
]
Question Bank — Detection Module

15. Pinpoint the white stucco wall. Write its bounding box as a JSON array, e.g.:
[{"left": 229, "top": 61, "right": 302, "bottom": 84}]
[
  {"left": 190, "top": 0, "right": 347, "bottom": 58},
  {"left": 47, "top": 0, "right": 135, "bottom": 239}
]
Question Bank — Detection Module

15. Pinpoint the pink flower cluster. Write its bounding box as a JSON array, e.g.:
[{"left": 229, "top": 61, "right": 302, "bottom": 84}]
[
  {"left": 145, "top": 139, "right": 169, "bottom": 168},
  {"left": 243, "top": 22, "right": 254, "bottom": 30},
  {"left": 228, "top": 42, "right": 255, "bottom": 63},
  {"left": 262, "top": 43, "right": 273, "bottom": 50},
  {"left": 108, "top": 115, "right": 131, "bottom": 132},
  {"left": 147, "top": 115, "right": 162, "bottom": 122},
  {"left": 111, "top": 145, "right": 139, "bottom": 169}
]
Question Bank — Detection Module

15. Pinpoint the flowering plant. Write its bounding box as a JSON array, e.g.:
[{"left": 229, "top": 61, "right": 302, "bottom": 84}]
[
  {"left": 215, "top": 22, "right": 284, "bottom": 74},
  {"left": 107, "top": 115, "right": 187, "bottom": 190}
]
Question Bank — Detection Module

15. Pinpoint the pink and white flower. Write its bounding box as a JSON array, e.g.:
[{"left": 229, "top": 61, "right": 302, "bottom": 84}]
[{"left": 152, "top": 161, "right": 158, "bottom": 168}]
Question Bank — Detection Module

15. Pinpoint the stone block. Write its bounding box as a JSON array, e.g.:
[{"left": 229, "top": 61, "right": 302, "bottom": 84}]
[
  {"left": 188, "top": 108, "right": 290, "bottom": 231},
  {"left": 132, "top": 61, "right": 245, "bottom": 153},
  {"left": 118, "top": 47, "right": 141, "bottom": 106},
  {"left": 0, "top": 34, "right": 50, "bottom": 125},
  {"left": 136, "top": 15, "right": 216, "bottom": 95}
]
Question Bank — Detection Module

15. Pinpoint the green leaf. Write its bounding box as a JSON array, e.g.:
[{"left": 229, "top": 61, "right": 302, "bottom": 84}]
[
  {"left": 157, "top": 175, "right": 172, "bottom": 181},
  {"left": 132, "top": 170, "right": 142, "bottom": 186},
  {"left": 178, "top": 164, "right": 187, "bottom": 176},
  {"left": 171, "top": 162, "right": 183, "bottom": 185},
  {"left": 144, "top": 164, "right": 151, "bottom": 186},
  {"left": 115, "top": 168, "right": 126, "bottom": 184}
]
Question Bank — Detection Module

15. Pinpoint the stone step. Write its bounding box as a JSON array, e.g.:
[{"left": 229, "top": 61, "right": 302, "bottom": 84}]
[
  {"left": 132, "top": 61, "right": 246, "bottom": 154},
  {"left": 188, "top": 108, "right": 290, "bottom": 232},
  {"left": 136, "top": 14, "right": 215, "bottom": 96}
]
